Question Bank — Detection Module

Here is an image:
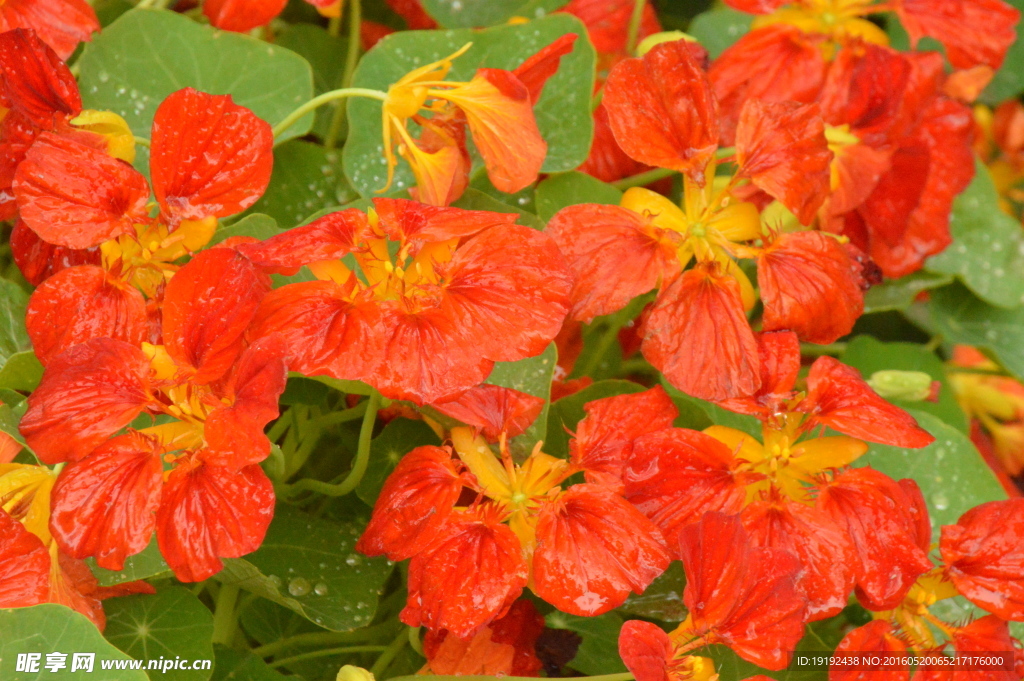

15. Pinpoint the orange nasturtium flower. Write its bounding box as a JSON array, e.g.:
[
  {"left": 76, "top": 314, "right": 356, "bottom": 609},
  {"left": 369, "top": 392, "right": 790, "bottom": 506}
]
[
  {"left": 0, "top": 0, "right": 97, "bottom": 60},
  {"left": 377, "top": 34, "right": 576, "bottom": 207},
  {"left": 6, "top": 34, "right": 273, "bottom": 366},
  {"left": 18, "top": 248, "right": 286, "bottom": 582},
  {"left": 546, "top": 38, "right": 866, "bottom": 401},
  {"left": 357, "top": 385, "right": 672, "bottom": 638},
  {"left": 240, "top": 198, "right": 572, "bottom": 404},
  {"left": 0, "top": 465, "right": 154, "bottom": 628}
]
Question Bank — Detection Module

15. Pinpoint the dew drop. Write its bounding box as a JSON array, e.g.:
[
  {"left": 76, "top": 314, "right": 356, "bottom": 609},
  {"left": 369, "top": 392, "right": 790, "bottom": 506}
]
[
  {"left": 932, "top": 493, "right": 950, "bottom": 511},
  {"left": 267, "top": 574, "right": 282, "bottom": 588},
  {"left": 288, "top": 577, "right": 312, "bottom": 597},
  {"left": 345, "top": 553, "right": 362, "bottom": 567},
  {"left": 314, "top": 581, "right": 329, "bottom": 596}
]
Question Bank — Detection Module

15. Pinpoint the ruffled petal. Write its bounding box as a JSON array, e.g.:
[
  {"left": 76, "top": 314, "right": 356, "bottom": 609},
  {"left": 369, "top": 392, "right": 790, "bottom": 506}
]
[
  {"left": 642, "top": 261, "right": 761, "bottom": 402},
  {"left": 0, "top": 0, "right": 99, "bottom": 60},
  {"left": 201, "top": 0, "right": 288, "bottom": 33},
  {"left": 14, "top": 130, "right": 150, "bottom": 249},
  {"left": 717, "top": 330, "right": 801, "bottom": 417},
  {"left": 831, "top": 620, "right": 909, "bottom": 681},
  {"left": 894, "top": 0, "right": 1019, "bottom": 70},
  {"left": 757, "top": 231, "right": 864, "bottom": 345},
  {"left": 150, "top": 88, "right": 273, "bottom": 223},
  {"left": 373, "top": 197, "right": 518, "bottom": 246},
  {"left": 10, "top": 218, "right": 100, "bottom": 286},
  {"left": 570, "top": 385, "right": 678, "bottom": 491},
  {"left": 26, "top": 264, "right": 148, "bottom": 365},
  {"left": 603, "top": 40, "right": 718, "bottom": 182},
  {"left": 20, "top": 338, "right": 152, "bottom": 464},
  {"left": 162, "top": 248, "right": 271, "bottom": 384},
  {"left": 0, "top": 28, "right": 80, "bottom": 128},
  {"left": 546, "top": 203, "right": 680, "bottom": 322},
  {"left": 618, "top": 619, "right": 675, "bottom": 681},
  {"left": 0, "top": 509, "right": 50, "bottom": 608},
  {"left": 49, "top": 431, "right": 163, "bottom": 571},
  {"left": 803, "top": 356, "right": 934, "bottom": 447},
  {"left": 156, "top": 460, "right": 275, "bottom": 582},
  {"left": 532, "top": 484, "right": 670, "bottom": 616},
  {"left": 432, "top": 385, "right": 546, "bottom": 442},
  {"left": 237, "top": 209, "right": 369, "bottom": 274}
]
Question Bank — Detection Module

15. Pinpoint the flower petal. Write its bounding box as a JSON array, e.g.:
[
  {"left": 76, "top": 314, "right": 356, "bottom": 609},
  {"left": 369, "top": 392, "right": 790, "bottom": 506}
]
[
  {"left": 21, "top": 338, "right": 152, "bottom": 464},
  {"left": 237, "top": 209, "right": 370, "bottom": 274},
  {"left": 532, "top": 484, "right": 670, "bottom": 616},
  {"left": 512, "top": 34, "right": 578, "bottom": 105},
  {"left": 10, "top": 218, "right": 100, "bottom": 287},
  {"left": 202, "top": 0, "right": 287, "bottom": 32},
  {"left": 14, "top": 130, "right": 150, "bottom": 249},
  {"left": 373, "top": 196, "right": 518, "bottom": 246},
  {"left": 150, "top": 88, "right": 273, "bottom": 223},
  {"left": 0, "top": 509, "right": 50, "bottom": 608},
  {"left": 618, "top": 619, "right": 674, "bottom": 681},
  {"left": 49, "top": 431, "right": 163, "bottom": 571},
  {"left": 0, "top": 28, "right": 80, "bottom": 128},
  {"left": 0, "top": 0, "right": 99, "bottom": 60},
  {"left": 832, "top": 620, "right": 909, "bottom": 681},
  {"left": 432, "top": 385, "right": 546, "bottom": 442},
  {"left": 894, "top": 0, "right": 1019, "bottom": 70}
]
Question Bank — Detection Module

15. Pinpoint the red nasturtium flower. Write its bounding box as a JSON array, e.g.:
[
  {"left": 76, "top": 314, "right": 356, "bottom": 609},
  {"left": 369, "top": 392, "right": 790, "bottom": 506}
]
[
  {"left": 377, "top": 35, "right": 576, "bottom": 207},
  {"left": 12, "top": 83, "right": 273, "bottom": 364},
  {"left": 241, "top": 198, "right": 572, "bottom": 404},
  {"left": 619, "top": 512, "right": 807, "bottom": 678},
  {"left": 0, "top": 465, "right": 154, "bottom": 628},
  {"left": 421, "top": 599, "right": 546, "bottom": 676},
  {"left": 18, "top": 248, "right": 286, "bottom": 582},
  {"left": 546, "top": 38, "right": 869, "bottom": 401},
  {"left": 203, "top": 0, "right": 342, "bottom": 33},
  {"left": 0, "top": 0, "right": 98, "bottom": 60},
  {"left": 357, "top": 386, "right": 671, "bottom": 637}
]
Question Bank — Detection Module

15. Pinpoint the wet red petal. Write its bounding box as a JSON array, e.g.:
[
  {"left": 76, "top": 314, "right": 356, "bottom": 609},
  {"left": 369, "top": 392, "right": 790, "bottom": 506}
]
[
  {"left": 816, "top": 469, "right": 933, "bottom": 611},
  {"left": 560, "top": 0, "right": 661, "bottom": 57},
  {"left": 402, "top": 509, "right": 528, "bottom": 639},
  {"left": 10, "top": 218, "right": 100, "bottom": 287},
  {"left": 532, "top": 484, "right": 670, "bottom": 616},
  {"left": 758, "top": 231, "right": 864, "bottom": 345},
  {"left": 156, "top": 460, "right": 275, "bottom": 582},
  {"left": 940, "top": 499, "right": 1024, "bottom": 621},
  {"left": 570, "top": 385, "right": 678, "bottom": 491},
  {"left": 603, "top": 40, "right": 718, "bottom": 182},
  {"left": 818, "top": 43, "right": 911, "bottom": 138},
  {"left": 724, "top": 0, "right": 788, "bottom": 11},
  {"left": 710, "top": 26, "right": 828, "bottom": 145},
  {"left": 578, "top": 102, "right": 649, "bottom": 183},
  {"left": 741, "top": 495, "right": 856, "bottom": 621},
  {"left": 0, "top": 0, "right": 99, "bottom": 60},
  {"left": 49, "top": 431, "right": 163, "bottom": 571},
  {"left": 642, "top": 262, "right": 761, "bottom": 402},
  {"left": 204, "top": 336, "right": 287, "bottom": 468},
  {"left": 357, "top": 445, "right": 465, "bottom": 561},
  {"left": 735, "top": 99, "right": 831, "bottom": 225},
  {"left": 512, "top": 34, "right": 578, "bottom": 105},
  {"left": 20, "top": 338, "right": 152, "bottom": 464},
  {"left": 237, "top": 209, "right": 369, "bottom": 274},
  {"left": 0, "top": 28, "right": 80, "bottom": 128},
  {"left": 832, "top": 620, "right": 910, "bottom": 681},
  {"left": 0, "top": 111, "right": 39, "bottom": 220},
  {"left": 14, "top": 130, "right": 150, "bottom": 249},
  {"left": 162, "top": 248, "right": 271, "bottom": 384},
  {"left": 895, "top": 0, "right": 1019, "bottom": 70},
  {"left": 26, "top": 264, "right": 148, "bottom": 365},
  {"left": 803, "top": 356, "right": 935, "bottom": 447},
  {"left": 202, "top": 0, "right": 287, "bottom": 32},
  {"left": 546, "top": 203, "right": 680, "bottom": 322},
  {"left": 717, "top": 330, "right": 801, "bottom": 417},
  {"left": 624, "top": 428, "right": 748, "bottom": 557},
  {"left": 424, "top": 599, "right": 545, "bottom": 676},
  {"left": 385, "top": 0, "right": 437, "bottom": 29},
  {"left": 373, "top": 197, "right": 518, "bottom": 247},
  {"left": 618, "top": 619, "right": 674, "bottom": 681},
  {"left": 432, "top": 385, "right": 546, "bottom": 442},
  {"left": 151, "top": 88, "right": 273, "bottom": 223},
  {"left": 0, "top": 509, "right": 50, "bottom": 608},
  {"left": 679, "top": 511, "right": 807, "bottom": 670}
]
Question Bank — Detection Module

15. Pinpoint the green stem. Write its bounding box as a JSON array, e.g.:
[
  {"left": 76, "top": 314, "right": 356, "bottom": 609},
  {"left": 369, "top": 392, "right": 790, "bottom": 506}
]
[
  {"left": 924, "top": 334, "right": 944, "bottom": 354},
  {"left": 611, "top": 167, "right": 675, "bottom": 190},
  {"left": 625, "top": 0, "right": 646, "bottom": 55},
  {"left": 211, "top": 584, "right": 240, "bottom": 646},
  {"left": 800, "top": 342, "right": 847, "bottom": 357},
  {"left": 325, "top": 0, "right": 363, "bottom": 149},
  {"left": 272, "top": 87, "right": 387, "bottom": 140},
  {"left": 133, "top": 136, "right": 151, "bottom": 148},
  {"left": 278, "top": 390, "right": 382, "bottom": 497},
  {"left": 307, "top": 401, "right": 368, "bottom": 429},
  {"left": 370, "top": 629, "right": 409, "bottom": 676},
  {"left": 269, "top": 646, "right": 386, "bottom": 669},
  {"left": 252, "top": 624, "right": 392, "bottom": 659},
  {"left": 328, "top": 14, "right": 342, "bottom": 38}
]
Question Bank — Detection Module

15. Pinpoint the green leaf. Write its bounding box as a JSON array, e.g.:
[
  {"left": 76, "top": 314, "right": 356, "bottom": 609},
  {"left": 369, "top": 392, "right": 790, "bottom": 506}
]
[
  {"left": 302, "top": 373, "right": 375, "bottom": 396},
  {"left": 211, "top": 645, "right": 292, "bottom": 681},
  {"left": 925, "top": 162, "right": 1024, "bottom": 308},
  {"left": 345, "top": 15, "right": 595, "bottom": 197},
  {"left": 0, "top": 398, "right": 28, "bottom": 451},
  {"left": 688, "top": 8, "right": 753, "bottom": 59},
  {"left": 0, "top": 351, "right": 43, "bottom": 393},
  {"left": 0, "top": 278, "right": 38, "bottom": 392},
  {"left": 863, "top": 271, "right": 953, "bottom": 314},
  {"left": 280, "top": 377, "right": 331, "bottom": 406},
  {"left": 928, "top": 282, "right": 1024, "bottom": 381},
  {"left": 619, "top": 561, "right": 687, "bottom": 622},
  {"left": 218, "top": 504, "right": 392, "bottom": 632},
  {"left": 88, "top": 536, "right": 172, "bottom": 587},
  {"left": 0, "top": 604, "right": 147, "bottom": 680},
  {"left": 249, "top": 140, "right": 356, "bottom": 228},
  {"left": 660, "top": 377, "right": 756, "bottom": 437},
  {"left": 545, "top": 379, "right": 645, "bottom": 459},
  {"left": 103, "top": 587, "right": 214, "bottom": 681},
  {"left": 840, "top": 336, "right": 968, "bottom": 433},
  {"left": 210, "top": 214, "right": 280, "bottom": 246},
  {"left": 981, "top": 0, "right": 1024, "bottom": 103},
  {"left": 78, "top": 8, "right": 315, "bottom": 143},
  {"left": 534, "top": 171, "right": 623, "bottom": 222},
  {"left": 274, "top": 23, "right": 347, "bottom": 140},
  {"left": 419, "top": 0, "right": 569, "bottom": 28},
  {"left": 855, "top": 410, "right": 1007, "bottom": 543},
  {"left": 356, "top": 418, "right": 441, "bottom": 506},
  {"left": 451, "top": 188, "right": 544, "bottom": 230},
  {"left": 545, "top": 611, "right": 627, "bottom": 675},
  {"left": 486, "top": 343, "right": 557, "bottom": 457}
]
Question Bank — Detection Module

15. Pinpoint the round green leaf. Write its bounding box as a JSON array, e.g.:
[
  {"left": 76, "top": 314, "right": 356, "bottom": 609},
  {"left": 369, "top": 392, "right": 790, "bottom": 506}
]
[
  {"left": 535, "top": 171, "right": 622, "bottom": 222},
  {"left": 248, "top": 141, "right": 355, "bottom": 228},
  {"left": 928, "top": 282, "right": 1024, "bottom": 381}
]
